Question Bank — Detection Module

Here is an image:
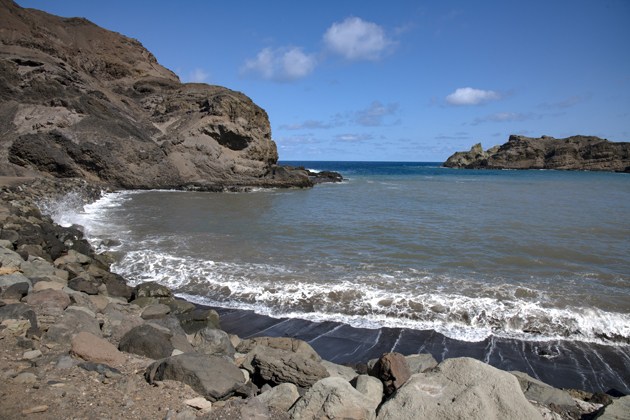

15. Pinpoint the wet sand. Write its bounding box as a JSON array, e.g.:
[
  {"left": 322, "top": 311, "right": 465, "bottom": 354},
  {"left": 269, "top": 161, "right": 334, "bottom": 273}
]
[{"left": 199, "top": 303, "right": 630, "bottom": 395}]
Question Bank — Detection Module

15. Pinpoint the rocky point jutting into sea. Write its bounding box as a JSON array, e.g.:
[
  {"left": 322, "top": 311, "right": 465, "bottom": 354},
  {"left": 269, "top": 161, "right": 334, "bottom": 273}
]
[
  {"left": 0, "top": 0, "right": 310, "bottom": 190},
  {"left": 442, "top": 135, "right": 630, "bottom": 172}
]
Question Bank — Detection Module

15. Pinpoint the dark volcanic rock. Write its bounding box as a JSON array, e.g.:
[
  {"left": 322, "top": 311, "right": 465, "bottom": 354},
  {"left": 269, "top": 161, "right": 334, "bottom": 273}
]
[
  {"left": 369, "top": 352, "right": 411, "bottom": 397},
  {"left": 442, "top": 135, "right": 630, "bottom": 172},
  {"left": 145, "top": 353, "right": 247, "bottom": 402},
  {"left": 118, "top": 324, "right": 174, "bottom": 360},
  {"left": 242, "top": 345, "right": 329, "bottom": 388},
  {"left": 0, "top": 0, "right": 310, "bottom": 189}
]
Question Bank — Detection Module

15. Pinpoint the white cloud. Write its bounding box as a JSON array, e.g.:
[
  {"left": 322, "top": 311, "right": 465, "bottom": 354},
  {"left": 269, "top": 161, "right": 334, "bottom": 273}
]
[
  {"left": 183, "top": 68, "right": 211, "bottom": 83},
  {"left": 240, "top": 47, "right": 317, "bottom": 82},
  {"left": 323, "top": 17, "right": 394, "bottom": 61},
  {"left": 355, "top": 101, "right": 398, "bottom": 126},
  {"left": 445, "top": 87, "right": 502, "bottom": 106}
]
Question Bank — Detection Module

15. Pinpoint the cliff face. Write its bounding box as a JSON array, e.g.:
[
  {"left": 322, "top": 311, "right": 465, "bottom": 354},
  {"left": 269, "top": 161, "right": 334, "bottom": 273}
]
[
  {"left": 0, "top": 0, "right": 310, "bottom": 189},
  {"left": 442, "top": 135, "right": 630, "bottom": 172}
]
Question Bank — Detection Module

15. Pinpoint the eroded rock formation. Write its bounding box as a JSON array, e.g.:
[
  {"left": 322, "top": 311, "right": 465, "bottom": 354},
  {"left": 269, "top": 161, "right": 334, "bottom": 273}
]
[
  {"left": 442, "top": 135, "right": 630, "bottom": 172},
  {"left": 0, "top": 0, "right": 310, "bottom": 189}
]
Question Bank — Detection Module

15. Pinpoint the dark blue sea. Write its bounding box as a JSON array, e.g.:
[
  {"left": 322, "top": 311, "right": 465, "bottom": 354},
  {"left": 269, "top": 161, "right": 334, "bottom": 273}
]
[{"left": 44, "top": 161, "right": 630, "bottom": 393}]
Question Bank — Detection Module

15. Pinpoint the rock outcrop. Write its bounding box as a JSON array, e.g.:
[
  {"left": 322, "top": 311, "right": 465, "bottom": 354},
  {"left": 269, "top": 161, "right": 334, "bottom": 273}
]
[
  {"left": 442, "top": 135, "right": 630, "bottom": 172},
  {"left": 0, "top": 0, "right": 310, "bottom": 189}
]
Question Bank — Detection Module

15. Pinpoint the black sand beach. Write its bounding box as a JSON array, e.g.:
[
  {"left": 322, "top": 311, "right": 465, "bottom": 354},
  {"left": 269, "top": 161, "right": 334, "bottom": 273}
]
[{"left": 203, "top": 303, "right": 630, "bottom": 394}]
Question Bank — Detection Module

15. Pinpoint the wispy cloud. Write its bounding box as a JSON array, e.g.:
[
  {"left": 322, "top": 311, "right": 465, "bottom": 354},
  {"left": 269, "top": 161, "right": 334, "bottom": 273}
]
[
  {"left": 278, "top": 119, "right": 336, "bottom": 130},
  {"left": 434, "top": 132, "right": 470, "bottom": 140},
  {"left": 355, "top": 101, "right": 399, "bottom": 126},
  {"left": 334, "top": 133, "right": 373, "bottom": 142},
  {"left": 239, "top": 47, "right": 317, "bottom": 82},
  {"left": 445, "top": 87, "right": 502, "bottom": 106},
  {"left": 472, "top": 112, "right": 534, "bottom": 125},
  {"left": 538, "top": 93, "right": 592, "bottom": 109},
  {"left": 323, "top": 17, "right": 396, "bottom": 61},
  {"left": 274, "top": 136, "right": 321, "bottom": 144}
]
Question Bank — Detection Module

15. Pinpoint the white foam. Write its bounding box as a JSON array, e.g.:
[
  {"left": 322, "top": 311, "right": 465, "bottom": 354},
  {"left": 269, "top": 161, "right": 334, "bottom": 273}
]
[{"left": 111, "top": 248, "right": 630, "bottom": 345}]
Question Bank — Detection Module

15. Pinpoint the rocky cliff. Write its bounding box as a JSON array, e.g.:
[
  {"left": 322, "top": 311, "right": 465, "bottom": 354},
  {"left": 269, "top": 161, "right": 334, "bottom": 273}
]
[
  {"left": 442, "top": 135, "right": 630, "bottom": 172},
  {"left": 0, "top": 0, "right": 310, "bottom": 189}
]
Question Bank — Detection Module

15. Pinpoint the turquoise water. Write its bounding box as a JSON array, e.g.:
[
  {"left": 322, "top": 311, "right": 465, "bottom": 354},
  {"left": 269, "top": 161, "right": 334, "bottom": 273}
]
[{"left": 53, "top": 162, "right": 630, "bottom": 345}]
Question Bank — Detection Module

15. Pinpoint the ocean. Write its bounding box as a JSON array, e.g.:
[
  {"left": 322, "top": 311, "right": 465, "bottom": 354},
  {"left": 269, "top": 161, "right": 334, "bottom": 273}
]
[{"left": 43, "top": 161, "right": 630, "bottom": 393}]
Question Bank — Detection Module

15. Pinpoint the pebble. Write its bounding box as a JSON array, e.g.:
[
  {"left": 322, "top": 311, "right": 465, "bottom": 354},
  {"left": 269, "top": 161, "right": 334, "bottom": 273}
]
[
  {"left": 14, "top": 372, "right": 37, "bottom": 384},
  {"left": 23, "top": 349, "right": 42, "bottom": 360},
  {"left": 184, "top": 397, "right": 212, "bottom": 411},
  {"left": 22, "top": 405, "right": 49, "bottom": 414}
]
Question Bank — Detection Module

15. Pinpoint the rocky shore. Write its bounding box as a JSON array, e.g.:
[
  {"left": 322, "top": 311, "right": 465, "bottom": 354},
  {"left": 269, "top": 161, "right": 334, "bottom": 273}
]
[
  {"left": 442, "top": 135, "right": 630, "bottom": 172},
  {"left": 0, "top": 177, "right": 627, "bottom": 419}
]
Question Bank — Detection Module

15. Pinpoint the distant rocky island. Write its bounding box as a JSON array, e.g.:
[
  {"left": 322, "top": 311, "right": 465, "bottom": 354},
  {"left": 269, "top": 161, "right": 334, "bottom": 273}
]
[
  {"left": 442, "top": 135, "right": 630, "bottom": 172},
  {"left": 0, "top": 0, "right": 314, "bottom": 190}
]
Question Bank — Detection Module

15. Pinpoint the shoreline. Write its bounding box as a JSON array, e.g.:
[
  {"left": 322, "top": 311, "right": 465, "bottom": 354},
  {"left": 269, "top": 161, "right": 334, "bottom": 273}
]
[
  {"left": 0, "top": 177, "right": 627, "bottom": 418},
  {"left": 193, "top": 302, "right": 630, "bottom": 395}
]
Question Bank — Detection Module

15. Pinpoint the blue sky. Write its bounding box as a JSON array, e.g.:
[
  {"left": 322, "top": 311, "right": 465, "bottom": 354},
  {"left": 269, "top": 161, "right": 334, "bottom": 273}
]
[{"left": 15, "top": 0, "right": 630, "bottom": 162}]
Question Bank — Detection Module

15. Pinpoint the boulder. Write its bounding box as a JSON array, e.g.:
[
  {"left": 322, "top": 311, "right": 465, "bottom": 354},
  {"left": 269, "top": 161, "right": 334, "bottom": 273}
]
[
  {"left": 148, "top": 316, "right": 187, "bottom": 337},
  {"left": 101, "top": 275, "right": 133, "bottom": 300},
  {"left": 108, "top": 315, "right": 145, "bottom": 346},
  {"left": 141, "top": 303, "right": 171, "bottom": 319},
  {"left": 163, "top": 298, "right": 196, "bottom": 315},
  {"left": 67, "top": 292, "right": 99, "bottom": 313},
  {"left": 129, "top": 297, "right": 159, "bottom": 308},
  {"left": 88, "top": 295, "right": 110, "bottom": 310},
  {"left": 71, "top": 332, "right": 126, "bottom": 365},
  {"left": 289, "top": 376, "right": 377, "bottom": 420},
  {"left": 0, "top": 272, "right": 33, "bottom": 294},
  {"left": 406, "top": 353, "right": 438, "bottom": 374},
  {"left": 191, "top": 327, "right": 235, "bottom": 358},
  {"left": 32, "top": 301, "right": 65, "bottom": 331},
  {"left": 177, "top": 309, "right": 220, "bottom": 334},
  {"left": 54, "top": 250, "right": 92, "bottom": 266},
  {"left": 133, "top": 281, "right": 173, "bottom": 300},
  {"left": 170, "top": 334, "right": 195, "bottom": 354},
  {"left": 0, "top": 303, "right": 37, "bottom": 326},
  {"left": 1, "top": 319, "right": 31, "bottom": 336},
  {"left": 376, "top": 357, "right": 544, "bottom": 420},
  {"left": 145, "top": 353, "right": 247, "bottom": 402},
  {"left": 510, "top": 371, "right": 576, "bottom": 406},
  {"left": 236, "top": 336, "right": 321, "bottom": 362},
  {"left": 67, "top": 277, "right": 100, "bottom": 295},
  {"left": 242, "top": 345, "right": 329, "bottom": 388},
  {"left": 369, "top": 352, "right": 411, "bottom": 396},
  {"left": 2, "top": 282, "right": 29, "bottom": 300},
  {"left": 352, "top": 375, "right": 383, "bottom": 409},
  {"left": 118, "top": 324, "right": 174, "bottom": 359},
  {"left": 321, "top": 360, "right": 359, "bottom": 382},
  {"left": 33, "top": 281, "right": 65, "bottom": 292},
  {"left": 26, "top": 289, "right": 70, "bottom": 310},
  {"left": 595, "top": 395, "right": 630, "bottom": 420},
  {"left": 45, "top": 309, "right": 102, "bottom": 343},
  {"left": 102, "top": 302, "right": 143, "bottom": 317},
  {"left": 255, "top": 383, "right": 300, "bottom": 411},
  {"left": 0, "top": 247, "right": 25, "bottom": 267}
]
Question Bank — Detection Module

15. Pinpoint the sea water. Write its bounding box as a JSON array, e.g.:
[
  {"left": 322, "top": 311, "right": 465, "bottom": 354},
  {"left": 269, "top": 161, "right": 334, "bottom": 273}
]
[{"left": 43, "top": 162, "right": 630, "bottom": 389}]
